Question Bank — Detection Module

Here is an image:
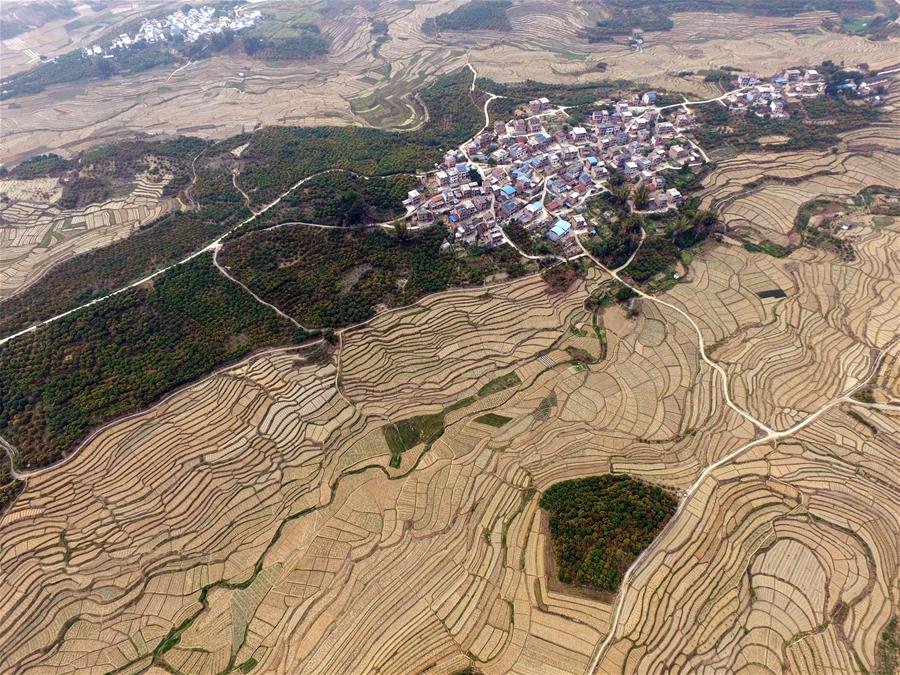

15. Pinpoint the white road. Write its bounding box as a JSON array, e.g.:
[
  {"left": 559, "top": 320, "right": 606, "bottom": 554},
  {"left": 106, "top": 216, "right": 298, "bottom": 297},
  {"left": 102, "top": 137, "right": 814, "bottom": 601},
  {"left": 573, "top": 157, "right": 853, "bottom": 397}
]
[{"left": 656, "top": 87, "right": 749, "bottom": 112}]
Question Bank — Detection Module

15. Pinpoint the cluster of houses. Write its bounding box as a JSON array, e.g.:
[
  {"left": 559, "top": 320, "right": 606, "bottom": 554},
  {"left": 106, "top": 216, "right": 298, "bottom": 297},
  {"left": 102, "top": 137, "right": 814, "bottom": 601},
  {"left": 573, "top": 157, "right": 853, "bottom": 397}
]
[
  {"left": 723, "top": 69, "right": 825, "bottom": 118},
  {"left": 830, "top": 74, "right": 892, "bottom": 104},
  {"left": 81, "top": 5, "right": 262, "bottom": 57},
  {"left": 403, "top": 92, "right": 701, "bottom": 249},
  {"left": 725, "top": 66, "right": 890, "bottom": 117}
]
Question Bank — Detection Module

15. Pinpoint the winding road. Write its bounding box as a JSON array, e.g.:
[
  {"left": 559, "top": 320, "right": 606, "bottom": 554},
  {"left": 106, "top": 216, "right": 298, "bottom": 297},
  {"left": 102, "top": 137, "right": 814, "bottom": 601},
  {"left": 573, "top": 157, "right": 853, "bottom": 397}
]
[
  {"left": 0, "top": 168, "right": 376, "bottom": 348},
  {"left": 577, "top": 233, "right": 900, "bottom": 674}
]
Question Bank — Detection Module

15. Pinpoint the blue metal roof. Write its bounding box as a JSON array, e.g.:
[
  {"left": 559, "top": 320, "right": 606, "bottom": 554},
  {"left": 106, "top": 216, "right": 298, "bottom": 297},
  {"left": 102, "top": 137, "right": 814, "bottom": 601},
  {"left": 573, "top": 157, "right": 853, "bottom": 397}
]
[{"left": 551, "top": 220, "right": 572, "bottom": 235}]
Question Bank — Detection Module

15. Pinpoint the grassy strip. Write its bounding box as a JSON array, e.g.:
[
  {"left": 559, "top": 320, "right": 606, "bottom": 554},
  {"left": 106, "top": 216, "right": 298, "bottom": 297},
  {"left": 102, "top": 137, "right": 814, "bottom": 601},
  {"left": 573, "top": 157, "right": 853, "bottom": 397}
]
[
  {"left": 743, "top": 240, "right": 794, "bottom": 258},
  {"left": 474, "top": 413, "right": 512, "bottom": 427},
  {"left": 384, "top": 412, "right": 447, "bottom": 468}
]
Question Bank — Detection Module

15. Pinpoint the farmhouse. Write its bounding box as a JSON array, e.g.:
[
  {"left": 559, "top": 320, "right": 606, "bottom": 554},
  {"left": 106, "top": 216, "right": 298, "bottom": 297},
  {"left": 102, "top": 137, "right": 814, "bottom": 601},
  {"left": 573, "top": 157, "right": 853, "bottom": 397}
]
[{"left": 547, "top": 219, "right": 572, "bottom": 241}]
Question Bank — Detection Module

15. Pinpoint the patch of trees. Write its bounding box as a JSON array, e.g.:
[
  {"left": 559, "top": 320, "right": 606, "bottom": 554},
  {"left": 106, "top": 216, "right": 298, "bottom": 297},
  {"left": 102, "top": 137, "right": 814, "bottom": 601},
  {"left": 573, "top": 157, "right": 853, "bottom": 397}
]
[
  {"left": 58, "top": 175, "right": 111, "bottom": 209},
  {"left": 692, "top": 95, "right": 880, "bottom": 153},
  {"left": 587, "top": 212, "right": 644, "bottom": 269},
  {"left": 370, "top": 17, "right": 390, "bottom": 54},
  {"left": 220, "top": 224, "right": 523, "bottom": 328},
  {"left": 0, "top": 42, "right": 175, "bottom": 100},
  {"left": 503, "top": 222, "right": 533, "bottom": 251},
  {"left": 627, "top": 238, "right": 681, "bottom": 282},
  {"left": 242, "top": 25, "right": 329, "bottom": 60},
  {"left": 425, "top": 0, "right": 512, "bottom": 33},
  {"left": 480, "top": 77, "right": 640, "bottom": 121},
  {"left": 0, "top": 457, "right": 23, "bottom": 515},
  {"left": 584, "top": 188, "right": 647, "bottom": 268},
  {"left": 702, "top": 68, "right": 738, "bottom": 85},
  {"left": 626, "top": 206, "right": 717, "bottom": 282},
  {"left": 11, "top": 135, "right": 203, "bottom": 197},
  {"left": 663, "top": 163, "right": 712, "bottom": 194},
  {"left": 540, "top": 474, "right": 676, "bottom": 592},
  {"left": 236, "top": 126, "right": 437, "bottom": 206},
  {"left": 414, "top": 70, "right": 488, "bottom": 149},
  {"left": 542, "top": 262, "right": 583, "bottom": 293},
  {"left": 670, "top": 206, "right": 718, "bottom": 249},
  {"left": 10, "top": 153, "right": 74, "bottom": 178},
  {"left": 253, "top": 172, "right": 417, "bottom": 228},
  {"left": 237, "top": 70, "right": 484, "bottom": 205},
  {"left": 0, "top": 255, "right": 298, "bottom": 470},
  {"left": 584, "top": 8, "right": 673, "bottom": 41}
]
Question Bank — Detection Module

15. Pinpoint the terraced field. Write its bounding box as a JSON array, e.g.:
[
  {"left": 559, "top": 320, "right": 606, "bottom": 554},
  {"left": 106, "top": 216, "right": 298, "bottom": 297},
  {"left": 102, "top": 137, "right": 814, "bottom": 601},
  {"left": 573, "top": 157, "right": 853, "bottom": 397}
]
[
  {"left": 1, "top": 4, "right": 899, "bottom": 672},
  {"left": 666, "top": 218, "right": 900, "bottom": 429},
  {"left": 1, "top": 205, "right": 898, "bottom": 672},
  {"left": 0, "top": 172, "right": 180, "bottom": 298},
  {"left": 699, "top": 90, "right": 900, "bottom": 244},
  {"left": 0, "top": 263, "right": 764, "bottom": 673},
  {"left": 595, "top": 404, "right": 900, "bottom": 674}
]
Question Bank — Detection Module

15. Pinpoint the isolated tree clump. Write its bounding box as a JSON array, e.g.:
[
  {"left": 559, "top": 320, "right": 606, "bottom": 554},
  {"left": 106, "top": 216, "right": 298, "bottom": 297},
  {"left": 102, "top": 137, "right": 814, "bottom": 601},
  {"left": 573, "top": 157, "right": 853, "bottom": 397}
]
[{"left": 540, "top": 474, "right": 677, "bottom": 592}]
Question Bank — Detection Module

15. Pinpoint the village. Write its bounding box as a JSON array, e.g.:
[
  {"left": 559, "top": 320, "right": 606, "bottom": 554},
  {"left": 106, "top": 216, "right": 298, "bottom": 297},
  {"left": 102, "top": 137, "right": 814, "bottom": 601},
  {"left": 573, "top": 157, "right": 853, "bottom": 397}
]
[
  {"left": 80, "top": 5, "right": 262, "bottom": 57},
  {"left": 402, "top": 65, "right": 889, "bottom": 255},
  {"left": 403, "top": 88, "right": 702, "bottom": 256}
]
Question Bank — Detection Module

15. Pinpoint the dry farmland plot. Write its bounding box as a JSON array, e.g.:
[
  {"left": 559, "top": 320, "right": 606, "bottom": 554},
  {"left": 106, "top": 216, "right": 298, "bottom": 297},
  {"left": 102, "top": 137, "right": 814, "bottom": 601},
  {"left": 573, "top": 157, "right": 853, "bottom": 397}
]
[
  {"left": 704, "top": 149, "right": 900, "bottom": 247},
  {"left": 664, "top": 217, "right": 900, "bottom": 430},
  {"left": 595, "top": 404, "right": 900, "bottom": 675},
  {"left": 0, "top": 173, "right": 180, "bottom": 298},
  {"left": 702, "top": 91, "right": 900, "bottom": 247}
]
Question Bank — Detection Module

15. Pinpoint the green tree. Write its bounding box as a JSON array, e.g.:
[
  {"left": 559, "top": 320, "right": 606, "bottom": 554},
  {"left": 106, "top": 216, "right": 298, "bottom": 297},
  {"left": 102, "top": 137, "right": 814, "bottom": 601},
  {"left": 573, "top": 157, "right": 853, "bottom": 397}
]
[{"left": 632, "top": 183, "right": 650, "bottom": 210}]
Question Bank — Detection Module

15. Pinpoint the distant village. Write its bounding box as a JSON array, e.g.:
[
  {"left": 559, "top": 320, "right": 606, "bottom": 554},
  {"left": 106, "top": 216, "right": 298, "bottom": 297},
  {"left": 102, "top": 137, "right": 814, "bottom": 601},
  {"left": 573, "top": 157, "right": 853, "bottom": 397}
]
[
  {"left": 80, "top": 5, "right": 262, "bottom": 58},
  {"left": 403, "top": 66, "right": 890, "bottom": 254}
]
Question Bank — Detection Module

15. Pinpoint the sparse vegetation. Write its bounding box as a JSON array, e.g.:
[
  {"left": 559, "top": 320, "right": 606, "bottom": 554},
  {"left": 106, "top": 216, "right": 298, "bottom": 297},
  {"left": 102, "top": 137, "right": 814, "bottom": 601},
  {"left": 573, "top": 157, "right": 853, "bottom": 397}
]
[{"left": 478, "top": 372, "right": 521, "bottom": 397}]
